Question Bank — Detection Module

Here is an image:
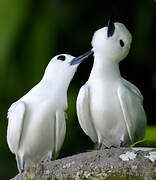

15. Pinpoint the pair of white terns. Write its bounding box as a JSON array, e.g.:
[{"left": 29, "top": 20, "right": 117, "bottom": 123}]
[{"left": 7, "top": 18, "right": 146, "bottom": 172}]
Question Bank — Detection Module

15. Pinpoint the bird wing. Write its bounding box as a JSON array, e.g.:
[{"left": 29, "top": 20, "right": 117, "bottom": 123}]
[
  {"left": 77, "top": 84, "right": 97, "bottom": 142},
  {"left": 7, "top": 101, "right": 25, "bottom": 154},
  {"left": 117, "top": 78, "right": 146, "bottom": 143},
  {"left": 54, "top": 110, "right": 66, "bottom": 158}
]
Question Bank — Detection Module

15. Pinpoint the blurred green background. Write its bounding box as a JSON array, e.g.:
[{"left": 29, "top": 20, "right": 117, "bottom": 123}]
[{"left": 0, "top": 0, "right": 156, "bottom": 179}]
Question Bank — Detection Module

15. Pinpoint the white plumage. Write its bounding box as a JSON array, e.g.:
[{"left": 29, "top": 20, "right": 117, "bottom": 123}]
[
  {"left": 7, "top": 53, "right": 90, "bottom": 172},
  {"left": 75, "top": 22, "right": 147, "bottom": 148}
]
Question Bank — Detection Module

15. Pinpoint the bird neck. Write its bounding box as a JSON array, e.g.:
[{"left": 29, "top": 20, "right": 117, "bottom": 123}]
[
  {"left": 42, "top": 66, "right": 75, "bottom": 93},
  {"left": 89, "top": 54, "right": 121, "bottom": 81}
]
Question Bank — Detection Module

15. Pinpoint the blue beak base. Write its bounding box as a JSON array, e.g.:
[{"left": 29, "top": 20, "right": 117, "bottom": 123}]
[{"left": 70, "top": 50, "right": 93, "bottom": 65}]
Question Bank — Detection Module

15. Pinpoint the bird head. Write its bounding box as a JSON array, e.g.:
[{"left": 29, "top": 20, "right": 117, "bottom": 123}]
[
  {"left": 43, "top": 51, "right": 93, "bottom": 81},
  {"left": 91, "top": 20, "right": 132, "bottom": 63}
]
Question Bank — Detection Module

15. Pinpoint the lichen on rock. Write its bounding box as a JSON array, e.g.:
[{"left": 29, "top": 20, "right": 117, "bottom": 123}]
[{"left": 11, "top": 148, "right": 156, "bottom": 180}]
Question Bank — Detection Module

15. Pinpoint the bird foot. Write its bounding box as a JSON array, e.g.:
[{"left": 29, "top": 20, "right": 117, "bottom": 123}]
[
  {"left": 118, "top": 139, "right": 124, "bottom": 148},
  {"left": 97, "top": 142, "right": 103, "bottom": 150}
]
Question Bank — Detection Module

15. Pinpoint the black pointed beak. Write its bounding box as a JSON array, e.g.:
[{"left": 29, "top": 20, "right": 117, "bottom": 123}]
[
  {"left": 70, "top": 50, "right": 93, "bottom": 65},
  {"left": 107, "top": 15, "right": 115, "bottom": 37}
]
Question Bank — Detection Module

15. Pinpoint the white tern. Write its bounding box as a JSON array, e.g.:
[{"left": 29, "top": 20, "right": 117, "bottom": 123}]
[
  {"left": 71, "top": 19, "right": 147, "bottom": 149},
  {"left": 7, "top": 51, "right": 92, "bottom": 172}
]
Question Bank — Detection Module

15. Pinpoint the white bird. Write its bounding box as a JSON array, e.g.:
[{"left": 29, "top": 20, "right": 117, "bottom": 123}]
[
  {"left": 7, "top": 52, "right": 92, "bottom": 172},
  {"left": 71, "top": 19, "right": 147, "bottom": 149}
]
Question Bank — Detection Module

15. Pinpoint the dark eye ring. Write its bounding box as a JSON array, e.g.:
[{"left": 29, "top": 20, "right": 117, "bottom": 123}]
[
  {"left": 57, "top": 55, "right": 66, "bottom": 61},
  {"left": 120, "top": 40, "right": 125, "bottom": 47}
]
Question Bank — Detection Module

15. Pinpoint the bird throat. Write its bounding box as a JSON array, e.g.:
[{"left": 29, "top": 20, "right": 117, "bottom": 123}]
[{"left": 89, "top": 56, "right": 121, "bottom": 82}]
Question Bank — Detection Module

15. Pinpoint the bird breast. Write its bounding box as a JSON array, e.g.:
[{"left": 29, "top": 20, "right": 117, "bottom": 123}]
[{"left": 88, "top": 80, "right": 128, "bottom": 143}]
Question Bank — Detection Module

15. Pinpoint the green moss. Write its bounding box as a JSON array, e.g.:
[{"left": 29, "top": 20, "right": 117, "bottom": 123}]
[
  {"left": 25, "top": 173, "right": 35, "bottom": 180},
  {"left": 65, "top": 174, "right": 144, "bottom": 180},
  {"left": 65, "top": 177, "right": 75, "bottom": 180},
  {"left": 104, "top": 174, "right": 144, "bottom": 180},
  {"left": 64, "top": 169, "right": 146, "bottom": 180}
]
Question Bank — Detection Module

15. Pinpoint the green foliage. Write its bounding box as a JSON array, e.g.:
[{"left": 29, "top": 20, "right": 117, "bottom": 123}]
[
  {"left": 132, "top": 140, "right": 156, "bottom": 148},
  {"left": 145, "top": 126, "right": 156, "bottom": 141},
  {"left": 132, "top": 126, "right": 156, "bottom": 147}
]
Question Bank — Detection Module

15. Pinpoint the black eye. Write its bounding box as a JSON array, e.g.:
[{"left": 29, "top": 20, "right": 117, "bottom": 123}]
[
  {"left": 57, "top": 55, "right": 66, "bottom": 61},
  {"left": 120, "top": 40, "right": 125, "bottom": 47}
]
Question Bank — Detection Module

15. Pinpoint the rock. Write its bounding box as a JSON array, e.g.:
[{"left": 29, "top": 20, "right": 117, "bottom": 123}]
[{"left": 11, "top": 148, "right": 156, "bottom": 180}]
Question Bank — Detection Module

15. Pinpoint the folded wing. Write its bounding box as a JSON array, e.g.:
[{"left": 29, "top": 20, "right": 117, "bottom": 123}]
[
  {"left": 7, "top": 101, "right": 25, "bottom": 154},
  {"left": 54, "top": 110, "right": 66, "bottom": 158},
  {"left": 117, "top": 78, "right": 147, "bottom": 143},
  {"left": 77, "top": 84, "right": 97, "bottom": 142}
]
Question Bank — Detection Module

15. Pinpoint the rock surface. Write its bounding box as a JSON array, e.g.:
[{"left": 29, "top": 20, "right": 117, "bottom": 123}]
[{"left": 12, "top": 148, "right": 156, "bottom": 180}]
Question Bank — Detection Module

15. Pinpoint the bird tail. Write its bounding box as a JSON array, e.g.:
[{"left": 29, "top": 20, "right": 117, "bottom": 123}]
[{"left": 16, "top": 155, "right": 24, "bottom": 173}]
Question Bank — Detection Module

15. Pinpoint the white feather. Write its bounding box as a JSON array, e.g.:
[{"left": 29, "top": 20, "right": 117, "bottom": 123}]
[
  {"left": 55, "top": 110, "right": 66, "bottom": 158},
  {"left": 7, "top": 54, "right": 79, "bottom": 172},
  {"left": 76, "top": 22, "right": 146, "bottom": 148},
  {"left": 117, "top": 78, "right": 146, "bottom": 142},
  {"left": 7, "top": 101, "right": 25, "bottom": 153},
  {"left": 77, "top": 84, "right": 97, "bottom": 142}
]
